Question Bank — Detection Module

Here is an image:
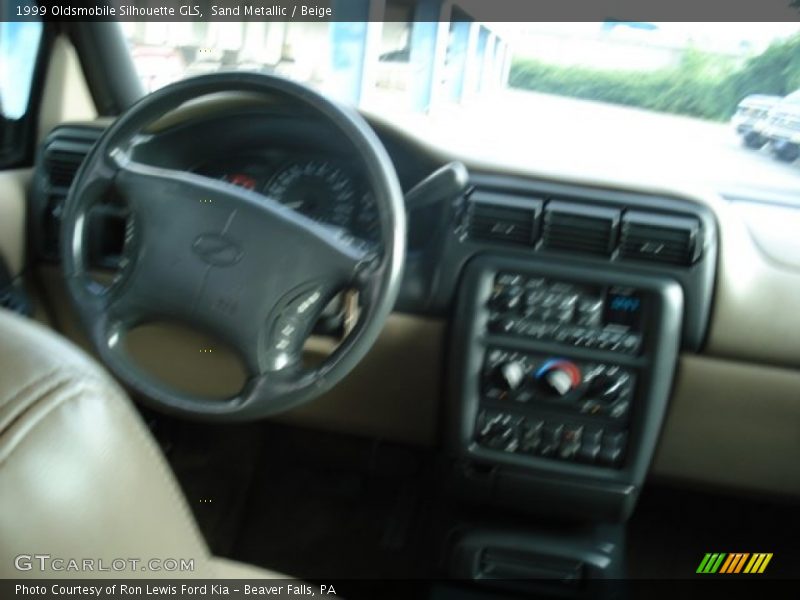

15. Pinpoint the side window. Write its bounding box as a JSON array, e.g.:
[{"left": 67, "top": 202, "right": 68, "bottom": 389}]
[{"left": 0, "top": 17, "right": 44, "bottom": 167}]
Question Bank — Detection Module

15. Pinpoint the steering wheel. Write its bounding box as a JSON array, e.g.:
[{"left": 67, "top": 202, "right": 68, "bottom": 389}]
[{"left": 61, "top": 72, "right": 406, "bottom": 421}]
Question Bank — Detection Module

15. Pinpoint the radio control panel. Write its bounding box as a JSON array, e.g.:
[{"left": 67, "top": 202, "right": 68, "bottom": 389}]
[
  {"left": 488, "top": 272, "right": 645, "bottom": 354},
  {"left": 448, "top": 256, "right": 683, "bottom": 514}
]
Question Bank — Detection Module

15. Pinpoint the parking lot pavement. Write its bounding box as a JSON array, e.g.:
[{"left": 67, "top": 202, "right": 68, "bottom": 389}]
[{"left": 383, "top": 89, "right": 800, "bottom": 200}]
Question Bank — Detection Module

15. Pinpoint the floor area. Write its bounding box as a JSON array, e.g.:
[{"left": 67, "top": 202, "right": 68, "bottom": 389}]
[{"left": 152, "top": 415, "right": 800, "bottom": 583}]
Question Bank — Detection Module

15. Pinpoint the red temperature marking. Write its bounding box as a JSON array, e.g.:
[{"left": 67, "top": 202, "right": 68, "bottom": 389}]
[{"left": 227, "top": 173, "right": 256, "bottom": 190}]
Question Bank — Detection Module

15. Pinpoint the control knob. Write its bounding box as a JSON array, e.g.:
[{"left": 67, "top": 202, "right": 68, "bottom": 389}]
[
  {"left": 492, "top": 361, "right": 526, "bottom": 391},
  {"left": 535, "top": 359, "right": 582, "bottom": 396},
  {"left": 587, "top": 373, "right": 627, "bottom": 402}
]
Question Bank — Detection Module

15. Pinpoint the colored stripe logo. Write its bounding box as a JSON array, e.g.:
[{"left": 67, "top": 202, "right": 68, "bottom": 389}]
[{"left": 696, "top": 552, "right": 773, "bottom": 574}]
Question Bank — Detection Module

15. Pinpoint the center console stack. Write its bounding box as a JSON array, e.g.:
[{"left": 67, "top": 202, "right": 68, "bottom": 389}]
[
  {"left": 447, "top": 256, "right": 684, "bottom": 522},
  {"left": 439, "top": 179, "right": 717, "bottom": 587}
]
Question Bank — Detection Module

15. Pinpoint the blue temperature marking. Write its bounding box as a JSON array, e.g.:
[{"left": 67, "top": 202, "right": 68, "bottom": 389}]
[{"left": 535, "top": 358, "right": 568, "bottom": 379}]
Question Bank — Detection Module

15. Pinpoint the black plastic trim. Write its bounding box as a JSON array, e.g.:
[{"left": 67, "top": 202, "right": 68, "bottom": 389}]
[
  {"left": 30, "top": 124, "right": 104, "bottom": 263},
  {"left": 67, "top": 22, "right": 143, "bottom": 115},
  {"left": 448, "top": 525, "right": 626, "bottom": 582}
]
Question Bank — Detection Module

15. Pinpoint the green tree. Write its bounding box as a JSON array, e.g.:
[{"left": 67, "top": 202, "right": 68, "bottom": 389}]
[
  {"left": 724, "top": 33, "right": 800, "bottom": 104},
  {"left": 508, "top": 33, "right": 800, "bottom": 122}
]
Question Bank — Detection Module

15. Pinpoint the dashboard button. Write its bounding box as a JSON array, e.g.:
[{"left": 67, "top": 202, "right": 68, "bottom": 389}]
[
  {"left": 553, "top": 327, "right": 570, "bottom": 342},
  {"left": 603, "top": 431, "right": 628, "bottom": 449},
  {"left": 583, "top": 428, "right": 604, "bottom": 446},
  {"left": 477, "top": 412, "right": 521, "bottom": 452},
  {"left": 497, "top": 273, "right": 524, "bottom": 286},
  {"left": 577, "top": 313, "right": 602, "bottom": 327},
  {"left": 558, "top": 425, "right": 583, "bottom": 460},
  {"left": 489, "top": 317, "right": 517, "bottom": 334},
  {"left": 520, "top": 420, "right": 544, "bottom": 454},
  {"left": 622, "top": 333, "right": 642, "bottom": 353},
  {"left": 556, "top": 308, "right": 574, "bottom": 323},
  {"left": 609, "top": 400, "right": 631, "bottom": 419},
  {"left": 598, "top": 445, "right": 623, "bottom": 467},
  {"left": 525, "top": 277, "right": 546, "bottom": 290},
  {"left": 542, "top": 293, "right": 561, "bottom": 309},
  {"left": 287, "top": 288, "right": 324, "bottom": 318},
  {"left": 577, "top": 442, "right": 601, "bottom": 464},
  {"left": 490, "top": 286, "right": 524, "bottom": 311},
  {"left": 578, "top": 298, "right": 603, "bottom": 313},
  {"left": 539, "top": 422, "right": 564, "bottom": 457},
  {"left": 525, "top": 289, "right": 546, "bottom": 307},
  {"left": 558, "top": 294, "right": 579, "bottom": 310}
]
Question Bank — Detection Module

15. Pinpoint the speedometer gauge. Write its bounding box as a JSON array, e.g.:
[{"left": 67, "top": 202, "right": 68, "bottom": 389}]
[
  {"left": 356, "top": 191, "right": 381, "bottom": 244},
  {"left": 264, "top": 160, "right": 357, "bottom": 231}
]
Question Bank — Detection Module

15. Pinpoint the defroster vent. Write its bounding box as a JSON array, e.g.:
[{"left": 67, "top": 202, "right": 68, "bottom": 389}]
[
  {"left": 619, "top": 211, "right": 702, "bottom": 266},
  {"left": 465, "top": 191, "right": 542, "bottom": 247},
  {"left": 541, "top": 201, "right": 619, "bottom": 256}
]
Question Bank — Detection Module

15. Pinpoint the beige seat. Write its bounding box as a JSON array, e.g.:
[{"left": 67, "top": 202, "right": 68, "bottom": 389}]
[{"left": 0, "top": 308, "right": 284, "bottom": 579}]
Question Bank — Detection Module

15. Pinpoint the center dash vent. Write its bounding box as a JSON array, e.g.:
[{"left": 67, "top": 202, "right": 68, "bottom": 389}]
[
  {"left": 465, "top": 191, "right": 542, "bottom": 247},
  {"left": 620, "top": 211, "right": 702, "bottom": 265},
  {"left": 541, "top": 200, "right": 619, "bottom": 256}
]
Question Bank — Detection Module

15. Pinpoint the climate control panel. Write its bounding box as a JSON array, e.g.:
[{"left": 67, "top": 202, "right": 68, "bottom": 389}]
[
  {"left": 475, "top": 409, "right": 628, "bottom": 467},
  {"left": 483, "top": 348, "right": 635, "bottom": 421},
  {"left": 476, "top": 348, "right": 634, "bottom": 468}
]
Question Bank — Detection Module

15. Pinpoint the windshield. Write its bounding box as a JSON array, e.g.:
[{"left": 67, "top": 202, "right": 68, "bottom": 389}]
[{"left": 122, "top": 21, "right": 800, "bottom": 199}]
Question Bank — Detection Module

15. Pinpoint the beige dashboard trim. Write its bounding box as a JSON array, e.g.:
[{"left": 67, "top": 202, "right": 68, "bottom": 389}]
[
  {"left": 274, "top": 313, "right": 445, "bottom": 446},
  {"left": 0, "top": 169, "right": 30, "bottom": 277},
  {"left": 653, "top": 354, "right": 800, "bottom": 496}
]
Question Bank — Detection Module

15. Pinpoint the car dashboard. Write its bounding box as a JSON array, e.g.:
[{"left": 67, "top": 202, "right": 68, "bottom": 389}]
[
  {"left": 23, "top": 95, "right": 800, "bottom": 514},
  {"left": 17, "top": 89, "right": 800, "bottom": 583}
]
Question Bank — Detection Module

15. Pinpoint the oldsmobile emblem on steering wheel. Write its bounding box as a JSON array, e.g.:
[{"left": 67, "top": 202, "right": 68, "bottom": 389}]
[{"left": 191, "top": 233, "right": 243, "bottom": 267}]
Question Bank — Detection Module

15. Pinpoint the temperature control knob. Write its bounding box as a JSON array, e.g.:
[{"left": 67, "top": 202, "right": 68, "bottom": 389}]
[
  {"left": 535, "top": 359, "right": 582, "bottom": 397},
  {"left": 493, "top": 361, "right": 526, "bottom": 391},
  {"left": 587, "top": 373, "right": 627, "bottom": 403}
]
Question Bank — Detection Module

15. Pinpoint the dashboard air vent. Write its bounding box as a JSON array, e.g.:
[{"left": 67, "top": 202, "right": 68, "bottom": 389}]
[
  {"left": 620, "top": 211, "right": 702, "bottom": 265},
  {"left": 34, "top": 126, "right": 103, "bottom": 259},
  {"left": 42, "top": 127, "right": 100, "bottom": 189},
  {"left": 465, "top": 191, "right": 542, "bottom": 247},
  {"left": 542, "top": 201, "right": 619, "bottom": 256},
  {"left": 45, "top": 151, "right": 86, "bottom": 188}
]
